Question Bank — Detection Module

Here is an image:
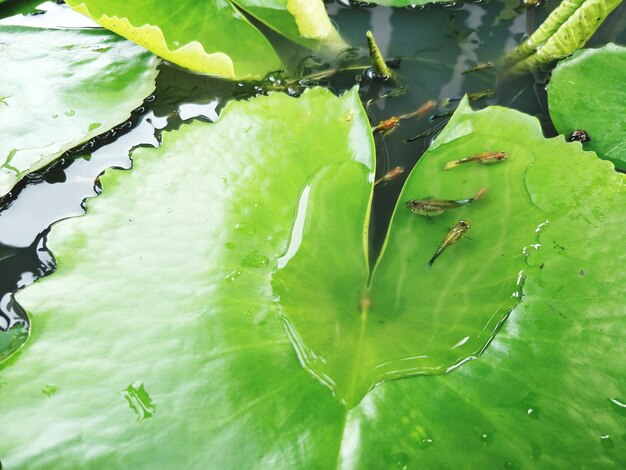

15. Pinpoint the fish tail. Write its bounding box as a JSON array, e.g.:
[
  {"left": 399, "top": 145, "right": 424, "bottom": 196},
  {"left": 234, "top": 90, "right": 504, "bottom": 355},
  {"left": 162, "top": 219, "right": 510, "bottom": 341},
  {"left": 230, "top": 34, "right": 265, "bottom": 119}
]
[
  {"left": 444, "top": 160, "right": 461, "bottom": 170},
  {"left": 472, "top": 188, "right": 488, "bottom": 201},
  {"left": 428, "top": 249, "right": 442, "bottom": 266}
]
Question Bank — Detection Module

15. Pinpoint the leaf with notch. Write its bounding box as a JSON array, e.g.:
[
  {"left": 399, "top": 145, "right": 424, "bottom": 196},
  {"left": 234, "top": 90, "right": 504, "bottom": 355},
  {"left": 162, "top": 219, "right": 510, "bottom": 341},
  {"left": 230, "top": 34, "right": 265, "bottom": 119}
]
[{"left": 0, "top": 90, "right": 624, "bottom": 467}]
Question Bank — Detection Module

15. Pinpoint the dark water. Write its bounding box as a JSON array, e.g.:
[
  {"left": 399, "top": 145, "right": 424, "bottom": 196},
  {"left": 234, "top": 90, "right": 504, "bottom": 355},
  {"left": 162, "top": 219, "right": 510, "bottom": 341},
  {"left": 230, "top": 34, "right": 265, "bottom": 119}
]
[{"left": 0, "top": 0, "right": 624, "bottom": 356}]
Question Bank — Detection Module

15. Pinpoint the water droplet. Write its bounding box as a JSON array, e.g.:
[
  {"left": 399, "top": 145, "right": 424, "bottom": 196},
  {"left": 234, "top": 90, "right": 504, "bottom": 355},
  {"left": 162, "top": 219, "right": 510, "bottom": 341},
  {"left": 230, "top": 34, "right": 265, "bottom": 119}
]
[
  {"left": 88, "top": 122, "right": 102, "bottom": 132},
  {"left": 519, "top": 392, "right": 540, "bottom": 419},
  {"left": 419, "top": 437, "right": 433, "bottom": 448},
  {"left": 600, "top": 435, "right": 614, "bottom": 449},
  {"left": 535, "top": 220, "right": 549, "bottom": 233},
  {"left": 388, "top": 451, "right": 410, "bottom": 468},
  {"left": 504, "top": 460, "right": 521, "bottom": 470},
  {"left": 481, "top": 432, "right": 493, "bottom": 444},
  {"left": 224, "top": 242, "right": 236, "bottom": 250},
  {"left": 225, "top": 268, "right": 243, "bottom": 282},
  {"left": 51, "top": 113, "right": 59, "bottom": 119},
  {"left": 609, "top": 398, "right": 626, "bottom": 416},
  {"left": 42, "top": 384, "right": 57, "bottom": 397},
  {"left": 244, "top": 306, "right": 257, "bottom": 317},
  {"left": 166, "top": 208, "right": 173, "bottom": 213},
  {"left": 241, "top": 251, "right": 269, "bottom": 269},
  {"left": 65, "top": 109, "right": 75, "bottom": 117},
  {"left": 522, "top": 243, "right": 541, "bottom": 255},
  {"left": 122, "top": 381, "right": 155, "bottom": 421},
  {"left": 235, "top": 222, "right": 256, "bottom": 237}
]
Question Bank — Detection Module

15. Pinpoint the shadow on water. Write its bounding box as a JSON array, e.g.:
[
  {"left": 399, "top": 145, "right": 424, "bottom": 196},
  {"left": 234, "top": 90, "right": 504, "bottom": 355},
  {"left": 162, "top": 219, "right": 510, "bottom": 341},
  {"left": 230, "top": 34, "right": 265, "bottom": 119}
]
[{"left": 0, "top": 0, "right": 624, "bottom": 354}]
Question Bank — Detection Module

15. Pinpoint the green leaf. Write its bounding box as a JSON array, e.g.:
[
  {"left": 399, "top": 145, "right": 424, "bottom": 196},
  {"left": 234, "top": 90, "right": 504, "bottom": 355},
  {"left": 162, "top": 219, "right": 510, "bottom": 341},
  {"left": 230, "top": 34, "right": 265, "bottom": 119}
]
[
  {"left": 0, "top": 26, "right": 159, "bottom": 198},
  {"left": 0, "top": 0, "right": 45, "bottom": 17},
  {"left": 0, "top": 88, "right": 373, "bottom": 467},
  {"left": 1, "top": 91, "right": 624, "bottom": 467},
  {"left": 548, "top": 43, "right": 626, "bottom": 170},
  {"left": 0, "top": 323, "right": 27, "bottom": 364},
  {"left": 505, "top": 0, "right": 623, "bottom": 72},
  {"left": 274, "top": 96, "right": 625, "bottom": 407},
  {"left": 64, "top": 0, "right": 343, "bottom": 79},
  {"left": 338, "top": 110, "right": 625, "bottom": 466}
]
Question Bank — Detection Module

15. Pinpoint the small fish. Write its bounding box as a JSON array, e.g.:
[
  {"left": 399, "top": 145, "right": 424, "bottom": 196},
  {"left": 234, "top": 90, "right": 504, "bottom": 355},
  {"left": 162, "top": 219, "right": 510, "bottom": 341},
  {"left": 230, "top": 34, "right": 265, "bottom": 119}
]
[
  {"left": 569, "top": 129, "right": 591, "bottom": 143},
  {"left": 375, "top": 166, "right": 405, "bottom": 187},
  {"left": 366, "top": 86, "right": 407, "bottom": 108},
  {"left": 444, "top": 151, "right": 507, "bottom": 170},
  {"left": 404, "top": 124, "right": 441, "bottom": 143},
  {"left": 405, "top": 188, "right": 487, "bottom": 216},
  {"left": 467, "top": 88, "right": 496, "bottom": 101},
  {"left": 373, "top": 100, "right": 437, "bottom": 135},
  {"left": 429, "top": 220, "right": 471, "bottom": 266},
  {"left": 430, "top": 110, "right": 455, "bottom": 121},
  {"left": 461, "top": 62, "right": 495, "bottom": 75},
  {"left": 373, "top": 116, "right": 400, "bottom": 135}
]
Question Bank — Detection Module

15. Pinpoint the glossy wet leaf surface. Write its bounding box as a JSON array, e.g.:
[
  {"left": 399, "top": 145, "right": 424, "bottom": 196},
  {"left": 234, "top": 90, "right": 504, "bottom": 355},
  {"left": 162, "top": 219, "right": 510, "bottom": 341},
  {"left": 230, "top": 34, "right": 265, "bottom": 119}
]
[
  {"left": 548, "top": 43, "right": 626, "bottom": 170},
  {"left": 0, "top": 88, "right": 373, "bottom": 467},
  {"left": 1, "top": 85, "right": 624, "bottom": 466},
  {"left": 0, "top": 26, "right": 159, "bottom": 198},
  {"left": 275, "top": 96, "right": 625, "bottom": 406},
  {"left": 65, "top": 0, "right": 342, "bottom": 79}
]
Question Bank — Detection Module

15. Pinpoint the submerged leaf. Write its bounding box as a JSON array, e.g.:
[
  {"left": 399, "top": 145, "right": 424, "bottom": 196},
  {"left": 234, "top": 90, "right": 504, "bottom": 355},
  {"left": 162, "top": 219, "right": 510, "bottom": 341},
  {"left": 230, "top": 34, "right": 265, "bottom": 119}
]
[
  {"left": 0, "top": 26, "right": 159, "bottom": 198},
  {"left": 548, "top": 43, "right": 626, "bottom": 169},
  {"left": 64, "top": 0, "right": 344, "bottom": 79}
]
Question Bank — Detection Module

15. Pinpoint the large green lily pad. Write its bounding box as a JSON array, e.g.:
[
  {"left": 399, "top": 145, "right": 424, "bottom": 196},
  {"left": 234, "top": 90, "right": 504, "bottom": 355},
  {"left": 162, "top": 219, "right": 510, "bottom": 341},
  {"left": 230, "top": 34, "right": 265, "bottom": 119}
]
[
  {"left": 548, "top": 43, "right": 626, "bottom": 170},
  {"left": 65, "top": 0, "right": 343, "bottom": 79},
  {"left": 0, "top": 26, "right": 159, "bottom": 198},
  {"left": 274, "top": 96, "right": 625, "bottom": 406},
  {"left": 0, "top": 90, "right": 624, "bottom": 467},
  {"left": 0, "top": 88, "right": 373, "bottom": 467}
]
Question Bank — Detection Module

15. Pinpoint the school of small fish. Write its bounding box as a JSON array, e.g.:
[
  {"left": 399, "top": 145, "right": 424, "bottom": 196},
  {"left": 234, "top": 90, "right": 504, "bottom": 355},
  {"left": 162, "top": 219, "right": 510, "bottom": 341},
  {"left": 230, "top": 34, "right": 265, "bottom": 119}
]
[{"left": 366, "top": 31, "right": 509, "bottom": 266}]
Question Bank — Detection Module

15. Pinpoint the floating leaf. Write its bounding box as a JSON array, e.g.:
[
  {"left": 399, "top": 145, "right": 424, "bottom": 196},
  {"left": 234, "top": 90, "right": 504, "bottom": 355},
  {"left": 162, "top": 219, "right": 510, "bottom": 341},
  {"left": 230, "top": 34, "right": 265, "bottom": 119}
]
[
  {"left": 64, "top": 0, "right": 344, "bottom": 79},
  {"left": 0, "top": 91, "right": 623, "bottom": 467},
  {"left": 0, "top": 88, "right": 373, "bottom": 466},
  {"left": 548, "top": 43, "right": 626, "bottom": 169},
  {"left": 274, "top": 96, "right": 624, "bottom": 405},
  {"left": 0, "top": 26, "right": 159, "bottom": 198}
]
